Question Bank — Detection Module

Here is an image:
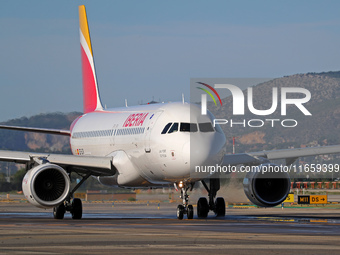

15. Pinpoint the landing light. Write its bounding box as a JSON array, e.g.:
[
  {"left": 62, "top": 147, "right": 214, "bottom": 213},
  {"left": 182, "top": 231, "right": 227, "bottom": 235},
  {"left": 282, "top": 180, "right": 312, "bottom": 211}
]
[{"left": 178, "top": 181, "right": 184, "bottom": 188}]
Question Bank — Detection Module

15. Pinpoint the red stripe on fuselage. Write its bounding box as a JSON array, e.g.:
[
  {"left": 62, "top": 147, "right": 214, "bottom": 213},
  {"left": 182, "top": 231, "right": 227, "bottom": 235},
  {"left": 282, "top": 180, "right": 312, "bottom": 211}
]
[{"left": 81, "top": 45, "right": 97, "bottom": 113}]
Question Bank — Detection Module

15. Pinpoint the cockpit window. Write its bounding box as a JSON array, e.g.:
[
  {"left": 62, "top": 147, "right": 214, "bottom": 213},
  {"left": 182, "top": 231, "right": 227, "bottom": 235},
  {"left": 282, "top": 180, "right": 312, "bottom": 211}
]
[
  {"left": 164, "top": 122, "right": 213, "bottom": 134},
  {"left": 161, "top": 123, "right": 172, "bottom": 134},
  {"left": 180, "top": 123, "right": 198, "bottom": 132},
  {"left": 198, "top": 122, "right": 215, "bottom": 132},
  {"left": 168, "top": 123, "right": 179, "bottom": 133}
]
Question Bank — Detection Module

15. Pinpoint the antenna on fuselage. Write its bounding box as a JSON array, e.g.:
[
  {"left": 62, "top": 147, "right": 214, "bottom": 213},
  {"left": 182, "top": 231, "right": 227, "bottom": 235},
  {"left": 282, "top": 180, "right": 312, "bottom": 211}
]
[
  {"left": 182, "top": 93, "right": 185, "bottom": 104},
  {"left": 125, "top": 99, "right": 128, "bottom": 107}
]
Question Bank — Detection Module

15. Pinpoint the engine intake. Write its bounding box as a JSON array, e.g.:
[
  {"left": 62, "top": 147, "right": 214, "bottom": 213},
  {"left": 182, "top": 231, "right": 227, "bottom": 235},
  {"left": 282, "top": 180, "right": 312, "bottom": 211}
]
[
  {"left": 22, "top": 164, "right": 70, "bottom": 208},
  {"left": 243, "top": 163, "right": 290, "bottom": 207}
]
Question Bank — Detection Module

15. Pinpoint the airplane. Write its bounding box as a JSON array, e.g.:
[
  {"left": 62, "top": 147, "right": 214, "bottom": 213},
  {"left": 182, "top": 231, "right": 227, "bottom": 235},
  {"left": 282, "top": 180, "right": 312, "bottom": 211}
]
[{"left": 1, "top": 5, "right": 340, "bottom": 220}]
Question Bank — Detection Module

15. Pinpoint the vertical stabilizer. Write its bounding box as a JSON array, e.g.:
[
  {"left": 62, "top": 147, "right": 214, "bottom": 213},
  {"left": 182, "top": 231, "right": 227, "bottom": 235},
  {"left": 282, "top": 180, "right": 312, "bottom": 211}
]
[{"left": 79, "top": 5, "right": 103, "bottom": 113}]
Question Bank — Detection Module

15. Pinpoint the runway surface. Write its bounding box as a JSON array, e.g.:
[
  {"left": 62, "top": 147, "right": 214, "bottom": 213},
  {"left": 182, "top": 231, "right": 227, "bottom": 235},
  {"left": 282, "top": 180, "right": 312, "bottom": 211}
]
[{"left": 1, "top": 202, "right": 340, "bottom": 254}]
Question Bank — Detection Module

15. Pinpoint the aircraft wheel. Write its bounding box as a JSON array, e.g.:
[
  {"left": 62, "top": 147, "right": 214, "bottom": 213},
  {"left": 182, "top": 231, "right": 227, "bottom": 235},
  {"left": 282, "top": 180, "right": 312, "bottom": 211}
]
[
  {"left": 215, "top": 197, "right": 226, "bottom": 217},
  {"left": 71, "top": 198, "right": 83, "bottom": 219},
  {"left": 53, "top": 203, "right": 65, "bottom": 219},
  {"left": 187, "top": 204, "right": 194, "bottom": 219},
  {"left": 177, "top": 205, "right": 184, "bottom": 220},
  {"left": 197, "top": 197, "right": 209, "bottom": 218}
]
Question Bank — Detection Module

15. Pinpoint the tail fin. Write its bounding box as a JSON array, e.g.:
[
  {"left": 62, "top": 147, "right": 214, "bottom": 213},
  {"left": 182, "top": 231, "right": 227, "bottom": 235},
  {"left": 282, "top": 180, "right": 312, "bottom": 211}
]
[{"left": 79, "top": 5, "right": 103, "bottom": 113}]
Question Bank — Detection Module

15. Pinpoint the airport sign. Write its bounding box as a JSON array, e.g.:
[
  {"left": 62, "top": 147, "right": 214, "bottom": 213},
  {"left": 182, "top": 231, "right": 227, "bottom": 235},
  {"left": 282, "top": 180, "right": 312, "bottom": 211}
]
[
  {"left": 310, "top": 195, "right": 327, "bottom": 204},
  {"left": 298, "top": 195, "right": 327, "bottom": 204},
  {"left": 298, "top": 195, "right": 310, "bottom": 204},
  {"left": 283, "top": 193, "right": 294, "bottom": 202}
]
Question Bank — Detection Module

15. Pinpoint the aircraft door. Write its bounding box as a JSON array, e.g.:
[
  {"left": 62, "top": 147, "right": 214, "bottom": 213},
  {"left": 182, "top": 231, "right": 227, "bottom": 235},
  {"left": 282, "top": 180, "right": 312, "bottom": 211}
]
[
  {"left": 144, "top": 111, "right": 162, "bottom": 153},
  {"left": 110, "top": 123, "right": 118, "bottom": 147}
]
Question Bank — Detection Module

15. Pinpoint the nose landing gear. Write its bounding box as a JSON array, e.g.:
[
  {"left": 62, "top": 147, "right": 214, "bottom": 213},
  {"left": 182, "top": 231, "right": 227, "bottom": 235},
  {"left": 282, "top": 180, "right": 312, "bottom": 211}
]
[{"left": 176, "top": 182, "right": 194, "bottom": 220}]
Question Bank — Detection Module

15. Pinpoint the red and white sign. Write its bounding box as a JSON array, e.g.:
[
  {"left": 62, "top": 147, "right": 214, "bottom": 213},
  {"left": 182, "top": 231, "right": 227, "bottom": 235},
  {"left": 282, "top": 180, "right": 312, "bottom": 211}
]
[{"left": 123, "top": 113, "right": 149, "bottom": 127}]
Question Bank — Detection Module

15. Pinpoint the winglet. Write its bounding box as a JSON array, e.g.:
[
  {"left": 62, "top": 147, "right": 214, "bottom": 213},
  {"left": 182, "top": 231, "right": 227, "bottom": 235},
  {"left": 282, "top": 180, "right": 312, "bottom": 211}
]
[{"left": 79, "top": 5, "right": 103, "bottom": 113}]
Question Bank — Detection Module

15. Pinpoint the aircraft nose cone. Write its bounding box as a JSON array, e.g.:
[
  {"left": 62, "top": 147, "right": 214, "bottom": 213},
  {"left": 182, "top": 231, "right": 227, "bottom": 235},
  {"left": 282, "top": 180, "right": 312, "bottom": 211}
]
[
  {"left": 182, "top": 133, "right": 226, "bottom": 179},
  {"left": 182, "top": 141, "right": 190, "bottom": 165},
  {"left": 182, "top": 138, "right": 216, "bottom": 178},
  {"left": 191, "top": 139, "right": 215, "bottom": 166}
]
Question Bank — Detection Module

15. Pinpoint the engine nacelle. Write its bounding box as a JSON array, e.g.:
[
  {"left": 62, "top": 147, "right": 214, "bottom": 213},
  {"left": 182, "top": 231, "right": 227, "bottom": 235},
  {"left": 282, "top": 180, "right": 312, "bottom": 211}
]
[
  {"left": 243, "top": 163, "right": 290, "bottom": 207},
  {"left": 22, "top": 164, "right": 70, "bottom": 209}
]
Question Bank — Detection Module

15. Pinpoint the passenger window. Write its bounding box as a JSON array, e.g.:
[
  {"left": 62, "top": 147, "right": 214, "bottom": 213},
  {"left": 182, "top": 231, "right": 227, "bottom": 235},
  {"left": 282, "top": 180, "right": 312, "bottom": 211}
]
[
  {"left": 161, "top": 123, "right": 172, "bottom": 134},
  {"left": 198, "top": 123, "right": 215, "bottom": 132},
  {"left": 168, "top": 123, "right": 179, "bottom": 133},
  {"left": 180, "top": 123, "right": 198, "bottom": 132}
]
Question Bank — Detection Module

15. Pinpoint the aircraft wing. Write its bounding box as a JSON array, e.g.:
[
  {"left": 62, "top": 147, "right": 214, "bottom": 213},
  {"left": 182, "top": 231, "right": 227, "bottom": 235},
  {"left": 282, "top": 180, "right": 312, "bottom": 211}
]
[
  {"left": 222, "top": 145, "right": 340, "bottom": 166},
  {"left": 0, "top": 125, "right": 71, "bottom": 136},
  {"left": 0, "top": 150, "right": 114, "bottom": 176}
]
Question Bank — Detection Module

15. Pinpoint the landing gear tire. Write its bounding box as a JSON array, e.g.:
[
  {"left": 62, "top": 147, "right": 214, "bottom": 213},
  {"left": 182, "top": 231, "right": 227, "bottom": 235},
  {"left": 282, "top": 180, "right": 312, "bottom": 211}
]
[
  {"left": 53, "top": 203, "right": 66, "bottom": 219},
  {"left": 197, "top": 197, "right": 209, "bottom": 218},
  {"left": 187, "top": 204, "right": 194, "bottom": 219},
  {"left": 71, "top": 198, "right": 82, "bottom": 219},
  {"left": 177, "top": 205, "right": 184, "bottom": 220},
  {"left": 215, "top": 197, "right": 226, "bottom": 217}
]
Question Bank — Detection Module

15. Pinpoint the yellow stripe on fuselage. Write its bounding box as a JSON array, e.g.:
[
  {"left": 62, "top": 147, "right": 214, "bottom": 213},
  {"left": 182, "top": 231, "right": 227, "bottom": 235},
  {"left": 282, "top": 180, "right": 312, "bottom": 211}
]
[{"left": 79, "top": 5, "right": 92, "bottom": 56}]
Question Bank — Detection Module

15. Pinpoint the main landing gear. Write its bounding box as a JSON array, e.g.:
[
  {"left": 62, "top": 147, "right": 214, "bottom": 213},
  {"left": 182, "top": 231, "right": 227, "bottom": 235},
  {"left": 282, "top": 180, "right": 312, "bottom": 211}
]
[
  {"left": 176, "top": 177, "right": 225, "bottom": 220},
  {"left": 53, "top": 172, "right": 91, "bottom": 220},
  {"left": 197, "top": 178, "right": 225, "bottom": 218},
  {"left": 53, "top": 197, "right": 83, "bottom": 219}
]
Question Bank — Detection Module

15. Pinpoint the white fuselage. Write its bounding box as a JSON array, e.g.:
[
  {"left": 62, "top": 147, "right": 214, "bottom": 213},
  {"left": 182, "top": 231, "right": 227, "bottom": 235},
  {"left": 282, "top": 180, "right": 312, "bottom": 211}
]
[{"left": 70, "top": 102, "right": 227, "bottom": 187}]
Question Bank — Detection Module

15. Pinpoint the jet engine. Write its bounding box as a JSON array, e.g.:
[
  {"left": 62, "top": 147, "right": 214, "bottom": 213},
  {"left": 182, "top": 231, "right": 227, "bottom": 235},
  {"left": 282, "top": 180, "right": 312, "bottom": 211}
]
[
  {"left": 243, "top": 163, "right": 290, "bottom": 207},
  {"left": 22, "top": 163, "right": 70, "bottom": 208}
]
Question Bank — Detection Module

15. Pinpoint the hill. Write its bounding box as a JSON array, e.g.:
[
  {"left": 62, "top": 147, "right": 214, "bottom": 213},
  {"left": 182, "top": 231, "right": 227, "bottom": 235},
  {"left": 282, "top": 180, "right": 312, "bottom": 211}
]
[
  {"left": 0, "top": 112, "right": 81, "bottom": 153},
  {"left": 208, "top": 71, "right": 340, "bottom": 153}
]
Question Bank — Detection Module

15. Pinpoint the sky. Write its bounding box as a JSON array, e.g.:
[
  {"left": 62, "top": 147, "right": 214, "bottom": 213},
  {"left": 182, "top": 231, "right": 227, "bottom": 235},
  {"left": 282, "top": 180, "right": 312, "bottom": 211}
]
[{"left": 1, "top": 0, "right": 340, "bottom": 122}]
